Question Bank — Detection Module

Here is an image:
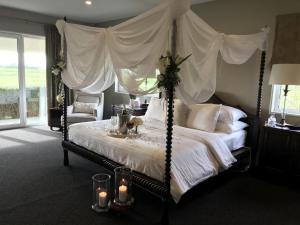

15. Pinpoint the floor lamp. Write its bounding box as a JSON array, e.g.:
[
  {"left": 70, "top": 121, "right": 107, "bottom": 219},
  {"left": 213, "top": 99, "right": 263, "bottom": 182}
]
[{"left": 269, "top": 64, "right": 300, "bottom": 125}]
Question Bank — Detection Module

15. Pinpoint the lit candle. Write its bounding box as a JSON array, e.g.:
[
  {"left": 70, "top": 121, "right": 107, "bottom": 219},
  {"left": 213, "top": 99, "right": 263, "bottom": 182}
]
[
  {"left": 118, "top": 185, "right": 128, "bottom": 202},
  {"left": 98, "top": 191, "right": 107, "bottom": 207}
]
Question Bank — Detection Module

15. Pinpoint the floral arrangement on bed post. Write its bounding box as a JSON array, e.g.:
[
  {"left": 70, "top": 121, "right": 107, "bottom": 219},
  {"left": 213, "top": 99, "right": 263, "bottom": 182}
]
[
  {"left": 51, "top": 57, "right": 66, "bottom": 108},
  {"left": 157, "top": 51, "right": 191, "bottom": 96},
  {"left": 157, "top": 51, "right": 191, "bottom": 224}
]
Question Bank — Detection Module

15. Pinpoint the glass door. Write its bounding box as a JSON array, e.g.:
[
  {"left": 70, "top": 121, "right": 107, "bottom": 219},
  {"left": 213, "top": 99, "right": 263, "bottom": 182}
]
[
  {"left": 0, "top": 34, "right": 24, "bottom": 128},
  {"left": 24, "top": 36, "right": 47, "bottom": 125},
  {"left": 0, "top": 33, "right": 47, "bottom": 129}
]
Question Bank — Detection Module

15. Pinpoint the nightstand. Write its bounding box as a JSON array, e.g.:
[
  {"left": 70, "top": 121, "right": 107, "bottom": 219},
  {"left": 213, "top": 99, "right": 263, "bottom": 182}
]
[
  {"left": 257, "top": 125, "right": 300, "bottom": 176},
  {"left": 132, "top": 107, "right": 148, "bottom": 116},
  {"left": 48, "top": 107, "right": 63, "bottom": 131}
]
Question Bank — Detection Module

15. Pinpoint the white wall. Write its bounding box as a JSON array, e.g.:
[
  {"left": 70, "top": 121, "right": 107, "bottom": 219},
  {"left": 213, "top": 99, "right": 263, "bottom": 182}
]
[{"left": 192, "top": 0, "right": 300, "bottom": 123}]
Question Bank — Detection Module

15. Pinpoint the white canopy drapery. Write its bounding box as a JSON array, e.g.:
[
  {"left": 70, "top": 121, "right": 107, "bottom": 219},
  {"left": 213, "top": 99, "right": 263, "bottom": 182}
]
[
  {"left": 176, "top": 10, "right": 268, "bottom": 104},
  {"left": 56, "top": 0, "right": 268, "bottom": 104}
]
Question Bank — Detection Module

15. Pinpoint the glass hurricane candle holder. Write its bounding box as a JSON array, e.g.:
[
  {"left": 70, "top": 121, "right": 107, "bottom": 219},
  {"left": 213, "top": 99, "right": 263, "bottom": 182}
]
[
  {"left": 92, "top": 174, "right": 111, "bottom": 212},
  {"left": 114, "top": 167, "right": 134, "bottom": 206}
]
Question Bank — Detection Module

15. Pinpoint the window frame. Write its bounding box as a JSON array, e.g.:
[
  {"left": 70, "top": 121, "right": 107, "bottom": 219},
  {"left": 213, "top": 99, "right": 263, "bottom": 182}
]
[
  {"left": 270, "top": 85, "right": 300, "bottom": 116},
  {"left": 0, "top": 30, "right": 46, "bottom": 129},
  {"left": 114, "top": 76, "right": 128, "bottom": 94}
]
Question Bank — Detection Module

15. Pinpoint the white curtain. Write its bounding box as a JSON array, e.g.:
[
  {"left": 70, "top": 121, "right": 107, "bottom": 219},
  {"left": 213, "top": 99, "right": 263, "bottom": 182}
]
[
  {"left": 56, "top": 0, "right": 268, "bottom": 103},
  {"left": 176, "top": 10, "right": 268, "bottom": 104},
  {"left": 56, "top": 0, "right": 190, "bottom": 95}
]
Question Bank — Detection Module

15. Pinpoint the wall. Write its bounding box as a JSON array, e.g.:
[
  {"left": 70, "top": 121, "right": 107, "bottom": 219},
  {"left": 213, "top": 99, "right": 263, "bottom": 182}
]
[
  {"left": 103, "top": 85, "right": 130, "bottom": 119},
  {"left": 192, "top": 0, "right": 300, "bottom": 123},
  {"left": 0, "top": 6, "right": 58, "bottom": 36}
]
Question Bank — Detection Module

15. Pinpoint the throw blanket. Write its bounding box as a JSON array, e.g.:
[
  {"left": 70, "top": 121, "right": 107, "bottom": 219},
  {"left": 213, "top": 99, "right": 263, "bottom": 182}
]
[{"left": 68, "top": 119, "right": 236, "bottom": 202}]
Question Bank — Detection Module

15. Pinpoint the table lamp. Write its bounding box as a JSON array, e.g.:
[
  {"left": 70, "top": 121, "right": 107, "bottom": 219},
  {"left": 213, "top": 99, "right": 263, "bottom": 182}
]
[{"left": 269, "top": 64, "right": 300, "bottom": 125}]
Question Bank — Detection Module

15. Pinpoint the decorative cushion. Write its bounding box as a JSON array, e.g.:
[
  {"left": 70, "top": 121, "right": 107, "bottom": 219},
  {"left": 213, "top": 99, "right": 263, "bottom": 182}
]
[
  {"left": 144, "top": 97, "right": 166, "bottom": 122},
  {"left": 173, "top": 99, "right": 189, "bottom": 127},
  {"left": 67, "top": 113, "right": 97, "bottom": 123},
  {"left": 215, "top": 121, "right": 249, "bottom": 134},
  {"left": 218, "top": 105, "right": 247, "bottom": 124},
  {"left": 73, "top": 101, "right": 97, "bottom": 114},
  {"left": 77, "top": 95, "right": 100, "bottom": 104},
  {"left": 186, "top": 104, "right": 221, "bottom": 132}
]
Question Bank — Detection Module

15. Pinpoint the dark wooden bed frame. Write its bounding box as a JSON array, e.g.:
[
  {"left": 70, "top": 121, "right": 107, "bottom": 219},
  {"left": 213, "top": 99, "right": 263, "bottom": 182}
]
[
  {"left": 60, "top": 17, "right": 267, "bottom": 225},
  {"left": 62, "top": 94, "right": 260, "bottom": 198}
]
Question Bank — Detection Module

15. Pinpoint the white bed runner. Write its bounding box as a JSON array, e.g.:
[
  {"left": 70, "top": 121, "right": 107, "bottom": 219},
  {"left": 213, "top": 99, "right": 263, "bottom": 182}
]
[{"left": 68, "top": 120, "right": 236, "bottom": 202}]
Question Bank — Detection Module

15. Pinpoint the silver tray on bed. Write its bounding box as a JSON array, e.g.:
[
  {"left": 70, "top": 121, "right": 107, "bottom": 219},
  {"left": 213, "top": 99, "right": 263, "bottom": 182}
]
[{"left": 107, "top": 130, "right": 141, "bottom": 139}]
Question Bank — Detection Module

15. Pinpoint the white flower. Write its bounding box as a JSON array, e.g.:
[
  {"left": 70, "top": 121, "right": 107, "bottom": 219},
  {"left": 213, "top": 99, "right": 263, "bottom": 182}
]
[
  {"left": 165, "top": 57, "right": 171, "bottom": 67},
  {"left": 158, "top": 56, "right": 172, "bottom": 74},
  {"left": 56, "top": 94, "right": 64, "bottom": 105},
  {"left": 158, "top": 59, "right": 166, "bottom": 74},
  {"left": 52, "top": 68, "right": 60, "bottom": 76},
  {"left": 57, "top": 61, "right": 66, "bottom": 69}
]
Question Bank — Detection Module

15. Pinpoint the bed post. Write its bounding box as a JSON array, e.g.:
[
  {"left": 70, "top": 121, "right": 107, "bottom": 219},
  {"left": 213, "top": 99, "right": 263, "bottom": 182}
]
[
  {"left": 256, "top": 50, "right": 266, "bottom": 118},
  {"left": 161, "top": 20, "right": 177, "bottom": 225},
  {"left": 252, "top": 50, "right": 266, "bottom": 167},
  {"left": 63, "top": 83, "right": 69, "bottom": 166},
  {"left": 62, "top": 16, "right": 69, "bottom": 166}
]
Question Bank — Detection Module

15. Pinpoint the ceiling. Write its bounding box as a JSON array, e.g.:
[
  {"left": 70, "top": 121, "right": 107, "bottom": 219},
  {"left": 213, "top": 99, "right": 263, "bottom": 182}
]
[{"left": 0, "top": 0, "right": 214, "bottom": 23}]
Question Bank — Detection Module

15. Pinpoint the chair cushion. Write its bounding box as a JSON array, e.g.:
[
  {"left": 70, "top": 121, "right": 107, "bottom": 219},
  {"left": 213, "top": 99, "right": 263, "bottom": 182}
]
[
  {"left": 75, "top": 91, "right": 102, "bottom": 104},
  {"left": 67, "top": 113, "right": 97, "bottom": 123},
  {"left": 73, "top": 101, "right": 97, "bottom": 114}
]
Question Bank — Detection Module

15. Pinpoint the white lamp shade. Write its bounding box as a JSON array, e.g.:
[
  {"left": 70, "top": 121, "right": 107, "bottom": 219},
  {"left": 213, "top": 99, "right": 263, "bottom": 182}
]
[{"left": 269, "top": 64, "right": 300, "bottom": 85}]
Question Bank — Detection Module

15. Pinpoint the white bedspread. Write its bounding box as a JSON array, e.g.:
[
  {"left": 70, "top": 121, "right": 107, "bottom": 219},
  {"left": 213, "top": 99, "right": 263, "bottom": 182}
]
[{"left": 68, "top": 119, "right": 236, "bottom": 202}]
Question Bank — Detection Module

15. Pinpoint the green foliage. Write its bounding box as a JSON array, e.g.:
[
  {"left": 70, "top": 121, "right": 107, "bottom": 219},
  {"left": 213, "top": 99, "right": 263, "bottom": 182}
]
[
  {"left": 157, "top": 53, "right": 191, "bottom": 93},
  {"left": 0, "top": 67, "right": 46, "bottom": 89}
]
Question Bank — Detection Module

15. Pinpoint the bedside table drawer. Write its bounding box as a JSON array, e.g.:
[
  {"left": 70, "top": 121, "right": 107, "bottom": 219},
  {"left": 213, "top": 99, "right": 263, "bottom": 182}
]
[{"left": 258, "top": 126, "right": 300, "bottom": 175}]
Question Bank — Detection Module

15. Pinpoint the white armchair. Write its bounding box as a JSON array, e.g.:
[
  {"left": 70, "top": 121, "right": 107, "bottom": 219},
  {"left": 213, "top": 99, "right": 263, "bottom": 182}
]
[{"left": 66, "top": 91, "right": 104, "bottom": 126}]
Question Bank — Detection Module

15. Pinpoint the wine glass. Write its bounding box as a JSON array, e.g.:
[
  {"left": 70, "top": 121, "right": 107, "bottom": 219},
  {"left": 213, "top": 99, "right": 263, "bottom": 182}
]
[{"left": 110, "top": 116, "right": 118, "bottom": 132}]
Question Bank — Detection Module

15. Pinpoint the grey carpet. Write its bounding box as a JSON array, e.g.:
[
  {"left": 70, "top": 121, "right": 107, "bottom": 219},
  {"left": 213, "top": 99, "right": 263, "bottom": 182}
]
[{"left": 0, "top": 126, "right": 299, "bottom": 225}]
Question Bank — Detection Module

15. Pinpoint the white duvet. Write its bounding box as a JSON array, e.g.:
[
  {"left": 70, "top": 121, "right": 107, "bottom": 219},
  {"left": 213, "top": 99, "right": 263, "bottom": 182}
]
[{"left": 68, "top": 119, "right": 236, "bottom": 202}]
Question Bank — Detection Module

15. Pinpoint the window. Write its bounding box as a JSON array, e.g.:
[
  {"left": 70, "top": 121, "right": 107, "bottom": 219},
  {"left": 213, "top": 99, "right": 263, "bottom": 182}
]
[
  {"left": 271, "top": 85, "right": 300, "bottom": 116},
  {"left": 114, "top": 77, "right": 128, "bottom": 94},
  {"left": 114, "top": 69, "right": 160, "bottom": 102}
]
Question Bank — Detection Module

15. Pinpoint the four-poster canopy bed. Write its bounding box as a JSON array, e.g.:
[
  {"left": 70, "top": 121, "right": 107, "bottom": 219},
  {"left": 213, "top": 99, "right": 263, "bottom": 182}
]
[{"left": 56, "top": 0, "right": 269, "bottom": 224}]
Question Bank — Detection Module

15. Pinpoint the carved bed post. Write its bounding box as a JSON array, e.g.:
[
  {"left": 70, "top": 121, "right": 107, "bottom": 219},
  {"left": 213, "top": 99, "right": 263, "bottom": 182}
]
[
  {"left": 63, "top": 83, "right": 69, "bottom": 166},
  {"left": 256, "top": 50, "right": 266, "bottom": 118},
  {"left": 62, "top": 16, "right": 69, "bottom": 166},
  {"left": 252, "top": 50, "right": 266, "bottom": 167},
  {"left": 161, "top": 20, "right": 177, "bottom": 225}
]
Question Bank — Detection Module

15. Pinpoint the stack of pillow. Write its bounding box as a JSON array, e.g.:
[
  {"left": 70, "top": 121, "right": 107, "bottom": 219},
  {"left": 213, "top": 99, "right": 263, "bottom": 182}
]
[
  {"left": 215, "top": 105, "right": 248, "bottom": 134},
  {"left": 144, "top": 97, "right": 248, "bottom": 134}
]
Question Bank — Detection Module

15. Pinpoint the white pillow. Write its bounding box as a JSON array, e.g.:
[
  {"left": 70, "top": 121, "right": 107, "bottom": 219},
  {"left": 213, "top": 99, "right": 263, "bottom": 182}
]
[
  {"left": 144, "top": 97, "right": 166, "bottom": 122},
  {"left": 215, "top": 121, "right": 249, "bottom": 134},
  {"left": 186, "top": 104, "right": 221, "bottom": 132},
  {"left": 73, "top": 101, "right": 97, "bottom": 114},
  {"left": 218, "top": 105, "right": 247, "bottom": 124},
  {"left": 173, "top": 99, "right": 189, "bottom": 126}
]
